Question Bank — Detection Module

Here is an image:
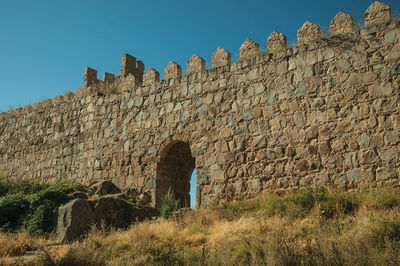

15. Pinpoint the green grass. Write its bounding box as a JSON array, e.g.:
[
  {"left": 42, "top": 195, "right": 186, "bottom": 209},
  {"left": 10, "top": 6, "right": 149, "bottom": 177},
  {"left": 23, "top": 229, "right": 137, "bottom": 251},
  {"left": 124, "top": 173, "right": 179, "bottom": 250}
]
[{"left": 215, "top": 187, "right": 400, "bottom": 221}]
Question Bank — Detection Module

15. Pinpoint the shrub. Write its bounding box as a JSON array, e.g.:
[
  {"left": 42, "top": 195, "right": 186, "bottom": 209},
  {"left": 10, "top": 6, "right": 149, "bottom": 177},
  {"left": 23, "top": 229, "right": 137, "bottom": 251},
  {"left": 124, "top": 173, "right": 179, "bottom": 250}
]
[
  {"left": 0, "top": 174, "right": 8, "bottom": 196},
  {"left": 24, "top": 188, "right": 72, "bottom": 234},
  {"left": 160, "top": 187, "right": 180, "bottom": 219},
  {"left": 0, "top": 175, "right": 49, "bottom": 197},
  {"left": 0, "top": 193, "right": 30, "bottom": 232},
  {"left": 0, "top": 178, "right": 78, "bottom": 234}
]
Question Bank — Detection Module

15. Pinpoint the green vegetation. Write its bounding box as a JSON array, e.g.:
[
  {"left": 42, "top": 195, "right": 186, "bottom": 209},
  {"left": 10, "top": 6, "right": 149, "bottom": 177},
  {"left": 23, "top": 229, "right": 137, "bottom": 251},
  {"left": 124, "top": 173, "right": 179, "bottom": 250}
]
[
  {"left": 0, "top": 175, "right": 79, "bottom": 234},
  {"left": 159, "top": 187, "right": 181, "bottom": 219}
]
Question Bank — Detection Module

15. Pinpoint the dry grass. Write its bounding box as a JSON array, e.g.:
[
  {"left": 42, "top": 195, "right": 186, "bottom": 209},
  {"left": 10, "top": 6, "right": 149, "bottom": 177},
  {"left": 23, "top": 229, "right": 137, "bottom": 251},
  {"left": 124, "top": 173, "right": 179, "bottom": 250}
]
[
  {"left": 1, "top": 188, "right": 400, "bottom": 265},
  {"left": 0, "top": 232, "right": 47, "bottom": 257}
]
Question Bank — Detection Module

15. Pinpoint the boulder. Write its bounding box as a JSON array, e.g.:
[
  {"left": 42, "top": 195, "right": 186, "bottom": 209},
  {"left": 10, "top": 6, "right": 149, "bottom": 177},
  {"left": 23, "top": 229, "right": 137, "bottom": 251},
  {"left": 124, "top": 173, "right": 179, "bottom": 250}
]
[
  {"left": 92, "top": 180, "right": 121, "bottom": 195},
  {"left": 56, "top": 195, "right": 159, "bottom": 242},
  {"left": 93, "top": 195, "right": 159, "bottom": 226},
  {"left": 56, "top": 198, "right": 94, "bottom": 242},
  {"left": 93, "top": 196, "right": 133, "bottom": 228}
]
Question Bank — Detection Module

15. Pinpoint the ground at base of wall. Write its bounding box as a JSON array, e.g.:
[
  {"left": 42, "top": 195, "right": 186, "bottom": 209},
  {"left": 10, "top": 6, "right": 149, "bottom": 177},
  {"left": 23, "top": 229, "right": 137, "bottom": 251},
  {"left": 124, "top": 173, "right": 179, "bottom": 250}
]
[{"left": 2, "top": 187, "right": 400, "bottom": 265}]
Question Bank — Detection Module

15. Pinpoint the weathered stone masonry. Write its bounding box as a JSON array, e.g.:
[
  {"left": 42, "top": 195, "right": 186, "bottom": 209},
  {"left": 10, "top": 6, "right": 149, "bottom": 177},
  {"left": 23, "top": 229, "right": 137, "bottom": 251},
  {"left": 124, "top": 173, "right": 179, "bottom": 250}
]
[{"left": 0, "top": 2, "right": 399, "bottom": 208}]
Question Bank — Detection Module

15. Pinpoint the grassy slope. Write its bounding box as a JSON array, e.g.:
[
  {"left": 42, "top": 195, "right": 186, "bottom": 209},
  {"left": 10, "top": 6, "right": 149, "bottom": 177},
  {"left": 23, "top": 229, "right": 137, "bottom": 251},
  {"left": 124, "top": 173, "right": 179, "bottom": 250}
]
[{"left": 1, "top": 187, "right": 400, "bottom": 265}]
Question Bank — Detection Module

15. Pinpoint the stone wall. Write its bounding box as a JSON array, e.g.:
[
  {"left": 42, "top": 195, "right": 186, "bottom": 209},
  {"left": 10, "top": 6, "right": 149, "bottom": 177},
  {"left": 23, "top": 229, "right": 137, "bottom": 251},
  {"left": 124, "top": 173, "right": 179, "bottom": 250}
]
[{"left": 0, "top": 1, "right": 399, "bottom": 208}]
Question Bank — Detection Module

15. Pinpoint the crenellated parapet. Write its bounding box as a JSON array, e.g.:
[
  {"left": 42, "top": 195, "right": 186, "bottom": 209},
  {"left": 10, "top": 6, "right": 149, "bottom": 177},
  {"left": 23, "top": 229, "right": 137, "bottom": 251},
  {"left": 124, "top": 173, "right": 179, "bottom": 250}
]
[
  {"left": 143, "top": 68, "right": 160, "bottom": 85},
  {"left": 119, "top": 53, "right": 144, "bottom": 82},
  {"left": 267, "top": 31, "right": 287, "bottom": 53},
  {"left": 212, "top": 47, "right": 231, "bottom": 68},
  {"left": 240, "top": 38, "right": 260, "bottom": 60},
  {"left": 164, "top": 61, "right": 182, "bottom": 81},
  {"left": 365, "top": 1, "right": 392, "bottom": 28},
  {"left": 187, "top": 54, "right": 206, "bottom": 75},
  {"left": 1, "top": 1, "right": 399, "bottom": 119},
  {"left": 329, "top": 12, "right": 356, "bottom": 37},
  {"left": 297, "top": 21, "right": 322, "bottom": 45},
  {"left": 103, "top": 73, "right": 115, "bottom": 85},
  {"left": 84, "top": 67, "right": 98, "bottom": 88}
]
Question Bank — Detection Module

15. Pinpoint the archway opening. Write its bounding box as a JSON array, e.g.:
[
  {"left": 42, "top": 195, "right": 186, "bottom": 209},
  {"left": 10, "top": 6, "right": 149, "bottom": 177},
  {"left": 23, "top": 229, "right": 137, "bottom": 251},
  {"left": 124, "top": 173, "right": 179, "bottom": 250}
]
[{"left": 156, "top": 141, "right": 195, "bottom": 209}]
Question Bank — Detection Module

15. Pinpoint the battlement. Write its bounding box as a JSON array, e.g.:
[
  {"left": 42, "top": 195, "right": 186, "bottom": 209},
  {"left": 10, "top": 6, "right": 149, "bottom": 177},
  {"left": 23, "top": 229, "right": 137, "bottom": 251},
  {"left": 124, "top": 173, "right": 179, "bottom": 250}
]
[
  {"left": 1, "top": 0, "right": 398, "bottom": 121},
  {"left": 70, "top": 1, "right": 398, "bottom": 99},
  {"left": 0, "top": 1, "right": 399, "bottom": 208}
]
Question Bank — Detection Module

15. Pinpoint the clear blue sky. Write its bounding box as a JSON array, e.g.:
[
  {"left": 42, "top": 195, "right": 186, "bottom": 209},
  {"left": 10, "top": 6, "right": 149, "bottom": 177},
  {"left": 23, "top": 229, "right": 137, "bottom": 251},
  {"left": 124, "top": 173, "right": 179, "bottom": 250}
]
[
  {"left": 1, "top": 0, "right": 399, "bottom": 112},
  {"left": 1, "top": 0, "right": 399, "bottom": 207}
]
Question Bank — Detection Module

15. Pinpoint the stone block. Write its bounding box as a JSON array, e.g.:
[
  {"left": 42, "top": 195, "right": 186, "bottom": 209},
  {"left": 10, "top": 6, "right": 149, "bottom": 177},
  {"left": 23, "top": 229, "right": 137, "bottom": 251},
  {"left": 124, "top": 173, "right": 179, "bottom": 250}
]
[
  {"left": 364, "top": 1, "right": 392, "bottom": 28},
  {"left": 376, "top": 167, "right": 397, "bottom": 181},
  {"left": 347, "top": 169, "right": 362, "bottom": 183},
  {"left": 357, "top": 133, "right": 370, "bottom": 148},
  {"left": 296, "top": 159, "right": 309, "bottom": 171},
  {"left": 334, "top": 175, "right": 348, "bottom": 186},
  {"left": 319, "top": 141, "right": 331, "bottom": 155},
  {"left": 247, "top": 179, "right": 260, "bottom": 191},
  {"left": 53, "top": 95, "right": 64, "bottom": 105},
  {"left": 385, "top": 30, "right": 398, "bottom": 45},
  {"left": 369, "top": 83, "right": 393, "bottom": 98},
  {"left": 391, "top": 63, "right": 400, "bottom": 75},
  {"left": 387, "top": 45, "right": 400, "bottom": 60},
  {"left": 380, "top": 148, "right": 398, "bottom": 163},
  {"left": 361, "top": 149, "right": 380, "bottom": 164}
]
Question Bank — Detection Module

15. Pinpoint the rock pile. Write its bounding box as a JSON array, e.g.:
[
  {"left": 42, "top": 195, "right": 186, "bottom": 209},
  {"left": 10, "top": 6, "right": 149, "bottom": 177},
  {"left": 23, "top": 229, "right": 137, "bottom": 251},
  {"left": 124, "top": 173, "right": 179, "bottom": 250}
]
[{"left": 56, "top": 180, "right": 158, "bottom": 242}]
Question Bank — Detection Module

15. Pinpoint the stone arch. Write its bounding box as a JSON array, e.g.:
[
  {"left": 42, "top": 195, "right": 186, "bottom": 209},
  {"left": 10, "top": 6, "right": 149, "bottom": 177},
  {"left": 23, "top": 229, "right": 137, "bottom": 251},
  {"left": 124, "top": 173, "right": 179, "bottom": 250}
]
[{"left": 155, "top": 140, "right": 196, "bottom": 208}]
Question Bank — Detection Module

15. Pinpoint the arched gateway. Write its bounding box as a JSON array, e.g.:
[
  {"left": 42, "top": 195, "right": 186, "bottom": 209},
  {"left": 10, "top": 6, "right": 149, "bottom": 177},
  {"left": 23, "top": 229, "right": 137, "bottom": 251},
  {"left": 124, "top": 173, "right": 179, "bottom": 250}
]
[{"left": 155, "top": 141, "right": 195, "bottom": 208}]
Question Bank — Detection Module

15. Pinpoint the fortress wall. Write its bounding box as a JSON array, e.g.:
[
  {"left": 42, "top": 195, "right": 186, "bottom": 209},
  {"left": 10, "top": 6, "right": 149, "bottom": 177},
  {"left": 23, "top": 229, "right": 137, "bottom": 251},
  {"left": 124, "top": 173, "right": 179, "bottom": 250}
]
[{"left": 0, "top": 2, "right": 399, "bottom": 207}]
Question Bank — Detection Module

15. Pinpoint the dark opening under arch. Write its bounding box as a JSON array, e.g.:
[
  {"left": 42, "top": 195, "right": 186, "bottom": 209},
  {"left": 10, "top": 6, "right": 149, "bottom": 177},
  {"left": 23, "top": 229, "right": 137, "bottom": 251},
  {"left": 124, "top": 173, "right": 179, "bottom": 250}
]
[{"left": 155, "top": 141, "right": 195, "bottom": 208}]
